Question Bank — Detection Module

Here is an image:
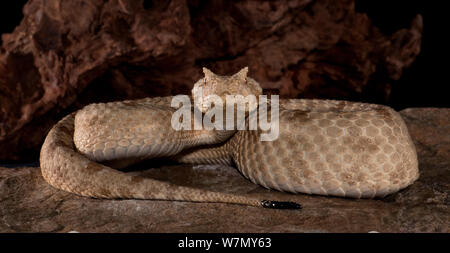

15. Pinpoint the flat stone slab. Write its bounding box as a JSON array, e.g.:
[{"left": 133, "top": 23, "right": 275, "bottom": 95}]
[{"left": 0, "top": 108, "right": 448, "bottom": 232}]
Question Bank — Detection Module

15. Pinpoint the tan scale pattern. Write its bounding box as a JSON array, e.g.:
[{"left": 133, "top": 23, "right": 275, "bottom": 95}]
[
  {"left": 231, "top": 100, "right": 419, "bottom": 198},
  {"left": 40, "top": 68, "right": 419, "bottom": 207},
  {"left": 41, "top": 109, "right": 261, "bottom": 207}
]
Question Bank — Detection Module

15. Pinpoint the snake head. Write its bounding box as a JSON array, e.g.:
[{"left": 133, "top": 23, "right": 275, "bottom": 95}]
[{"left": 192, "top": 67, "right": 262, "bottom": 113}]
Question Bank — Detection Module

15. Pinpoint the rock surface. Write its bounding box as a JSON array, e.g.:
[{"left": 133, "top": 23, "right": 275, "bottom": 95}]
[
  {"left": 0, "top": 108, "right": 448, "bottom": 233},
  {"left": 0, "top": 0, "right": 422, "bottom": 161}
]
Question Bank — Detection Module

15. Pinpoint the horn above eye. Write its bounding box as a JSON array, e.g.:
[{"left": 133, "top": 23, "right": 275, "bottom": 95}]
[
  {"left": 202, "top": 67, "right": 216, "bottom": 77},
  {"left": 234, "top": 66, "right": 249, "bottom": 80}
]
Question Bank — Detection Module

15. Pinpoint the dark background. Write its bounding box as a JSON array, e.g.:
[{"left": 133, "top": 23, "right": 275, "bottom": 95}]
[{"left": 1, "top": 0, "right": 447, "bottom": 110}]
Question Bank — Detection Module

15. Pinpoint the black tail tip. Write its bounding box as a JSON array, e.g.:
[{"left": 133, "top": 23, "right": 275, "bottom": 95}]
[{"left": 261, "top": 200, "right": 302, "bottom": 210}]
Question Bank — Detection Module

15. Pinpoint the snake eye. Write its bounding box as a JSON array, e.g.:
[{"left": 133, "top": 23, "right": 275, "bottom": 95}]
[{"left": 203, "top": 78, "right": 207, "bottom": 85}]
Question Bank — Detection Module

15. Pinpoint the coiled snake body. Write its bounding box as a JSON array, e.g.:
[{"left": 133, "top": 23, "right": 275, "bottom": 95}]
[{"left": 40, "top": 68, "right": 419, "bottom": 208}]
